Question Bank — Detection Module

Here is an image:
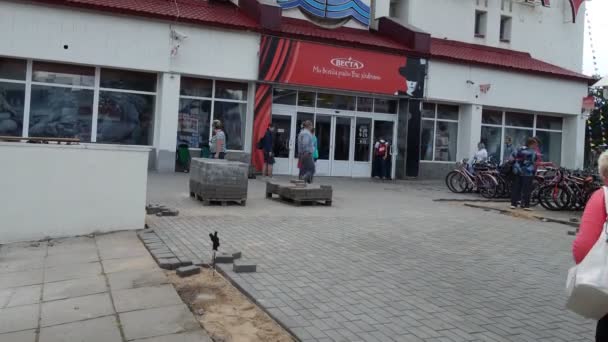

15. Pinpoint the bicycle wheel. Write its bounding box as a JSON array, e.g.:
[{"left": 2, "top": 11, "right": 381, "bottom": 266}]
[
  {"left": 478, "top": 174, "right": 498, "bottom": 199},
  {"left": 447, "top": 171, "right": 469, "bottom": 193},
  {"left": 529, "top": 179, "right": 540, "bottom": 207},
  {"left": 539, "top": 184, "right": 571, "bottom": 211}
]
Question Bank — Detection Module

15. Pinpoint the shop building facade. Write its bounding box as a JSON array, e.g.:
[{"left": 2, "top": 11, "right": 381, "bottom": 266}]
[{"left": 0, "top": 0, "right": 591, "bottom": 179}]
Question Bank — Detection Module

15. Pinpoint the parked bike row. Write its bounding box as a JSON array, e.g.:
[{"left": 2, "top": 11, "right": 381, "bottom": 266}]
[{"left": 445, "top": 159, "right": 602, "bottom": 211}]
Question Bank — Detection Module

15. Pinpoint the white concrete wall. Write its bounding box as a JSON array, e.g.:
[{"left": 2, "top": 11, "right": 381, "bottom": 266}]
[
  {"left": 394, "top": 0, "right": 585, "bottom": 71},
  {"left": 426, "top": 61, "right": 588, "bottom": 115},
  {"left": 0, "top": 1, "right": 260, "bottom": 80},
  {"left": 0, "top": 143, "right": 150, "bottom": 243}
]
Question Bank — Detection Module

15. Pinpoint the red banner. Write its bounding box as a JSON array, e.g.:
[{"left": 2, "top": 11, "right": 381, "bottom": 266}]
[{"left": 258, "top": 36, "right": 423, "bottom": 96}]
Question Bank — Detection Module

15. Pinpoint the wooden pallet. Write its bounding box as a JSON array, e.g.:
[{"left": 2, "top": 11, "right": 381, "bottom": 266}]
[
  {"left": 190, "top": 192, "right": 246, "bottom": 206},
  {"left": 266, "top": 181, "right": 332, "bottom": 206}
]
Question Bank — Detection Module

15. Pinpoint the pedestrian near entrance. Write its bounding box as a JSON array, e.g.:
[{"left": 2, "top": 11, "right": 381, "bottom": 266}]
[
  {"left": 210, "top": 120, "right": 226, "bottom": 159},
  {"left": 297, "top": 120, "right": 315, "bottom": 183},
  {"left": 510, "top": 137, "right": 537, "bottom": 210},
  {"left": 572, "top": 151, "right": 608, "bottom": 341},
  {"left": 373, "top": 139, "right": 389, "bottom": 179},
  {"left": 311, "top": 127, "right": 319, "bottom": 162},
  {"left": 262, "top": 123, "right": 275, "bottom": 177}
]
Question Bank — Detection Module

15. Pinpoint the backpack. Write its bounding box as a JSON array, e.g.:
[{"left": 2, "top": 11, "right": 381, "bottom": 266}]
[{"left": 376, "top": 142, "right": 387, "bottom": 157}]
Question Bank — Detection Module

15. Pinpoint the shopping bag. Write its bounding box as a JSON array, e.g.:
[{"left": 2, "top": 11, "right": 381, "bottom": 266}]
[{"left": 566, "top": 186, "right": 608, "bottom": 319}]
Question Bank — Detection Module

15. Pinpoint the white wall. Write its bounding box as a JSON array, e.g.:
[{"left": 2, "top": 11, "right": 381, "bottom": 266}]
[
  {"left": 0, "top": 143, "right": 150, "bottom": 243},
  {"left": 0, "top": 1, "right": 260, "bottom": 80},
  {"left": 394, "top": 0, "right": 584, "bottom": 72},
  {"left": 426, "top": 61, "right": 588, "bottom": 115}
]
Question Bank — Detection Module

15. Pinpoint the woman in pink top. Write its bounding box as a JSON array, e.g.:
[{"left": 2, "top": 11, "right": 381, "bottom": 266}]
[{"left": 572, "top": 151, "right": 608, "bottom": 341}]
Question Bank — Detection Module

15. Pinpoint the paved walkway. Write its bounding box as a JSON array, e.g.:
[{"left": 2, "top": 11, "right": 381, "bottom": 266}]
[
  {"left": 0, "top": 231, "right": 211, "bottom": 342},
  {"left": 147, "top": 173, "right": 593, "bottom": 342}
]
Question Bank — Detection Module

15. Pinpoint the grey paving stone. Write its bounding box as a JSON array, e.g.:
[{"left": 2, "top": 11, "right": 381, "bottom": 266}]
[
  {"left": 177, "top": 265, "right": 200, "bottom": 277},
  {"left": 43, "top": 276, "right": 108, "bottom": 302},
  {"left": 107, "top": 268, "right": 168, "bottom": 290},
  {"left": 44, "top": 262, "right": 102, "bottom": 283},
  {"left": 40, "top": 293, "right": 113, "bottom": 327},
  {"left": 131, "top": 330, "right": 212, "bottom": 342},
  {"left": 0, "top": 257, "right": 45, "bottom": 274},
  {"left": 0, "top": 269, "right": 43, "bottom": 289},
  {"left": 3, "top": 284, "right": 41, "bottom": 308},
  {"left": 0, "top": 329, "right": 36, "bottom": 342},
  {"left": 112, "top": 284, "right": 183, "bottom": 313},
  {"left": 39, "top": 316, "right": 122, "bottom": 342},
  {"left": 46, "top": 237, "right": 97, "bottom": 256},
  {"left": 102, "top": 256, "right": 156, "bottom": 274},
  {"left": 120, "top": 304, "right": 201, "bottom": 341},
  {"left": 158, "top": 258, "right": 181, "bottom": 270},
  {"left": 233, "top": 260, "right": 256, "bottom": 273},
  {"left": 0, "top": 304, "right": 39, "bottom": 334}
]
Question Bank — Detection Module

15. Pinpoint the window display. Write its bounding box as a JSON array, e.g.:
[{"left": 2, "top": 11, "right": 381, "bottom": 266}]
[
  {"left": 29, "top": 86, "right": 94, "bottom": 141},
  {"left": 355, "top": 117, "right": 371, "bottom": 162},
  {"left": 0, "top": 82, "right": 25, "bottom": 137},
  {"left": 96, "top": 91, "right": 154, "bottom": 145},
  {"left": 33, "top": 62, "right": 95, "bottom": 87},
  {"left": 177, "top": 99, "right": 210, "bottom": 148},
  {"left": 100, "top": 68, "right": 157, "bottom": 92},
  {"left": 421, "top": 102, "right": 459, "bottom": 161},
  {"left": 213, "top": 101, "right": 246, "bottom": 150},
  {"left": 480, "top": 109, "right": 563, "bottom": 164}
]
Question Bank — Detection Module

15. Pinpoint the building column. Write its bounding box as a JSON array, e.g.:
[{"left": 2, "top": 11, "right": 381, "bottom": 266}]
[
  {"left": 457, "top": 104, "right": 482, "bottom": 161},
  {"left": 153, "top": 73, "right": 181, "bottom": 172},
  {"left": 562, "top": 115, "right": 586, "bottom": 169}
]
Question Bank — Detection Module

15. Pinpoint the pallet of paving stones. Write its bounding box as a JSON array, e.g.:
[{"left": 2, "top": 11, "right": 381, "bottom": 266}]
[
  {"left": 266, "top": 180, "right": 332, "bottom": 206},
  {"left": 189, "top": 158, "right": 248, "bottom": 206}
]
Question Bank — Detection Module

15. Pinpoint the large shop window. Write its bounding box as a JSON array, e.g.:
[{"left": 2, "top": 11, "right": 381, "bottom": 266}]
[
  {"left": 178, "top": 77, "right": 248, "bottom": 150},
  {"left": 0, "top": 58, "right": 27, "bottom": 137},
  {"left": 0, "top": 57, "right": 158, "bottom": 145},
  {"left": 480, "top": 110, "right": 563, "bottom": 165},
  {"left": 421, "top": 103, "right": 459, "bottom": 162}
]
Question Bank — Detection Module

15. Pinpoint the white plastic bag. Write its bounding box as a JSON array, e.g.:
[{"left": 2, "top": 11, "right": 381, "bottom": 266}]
[{"left": 566, "top": 187, "right": 608, "bottom": 319}]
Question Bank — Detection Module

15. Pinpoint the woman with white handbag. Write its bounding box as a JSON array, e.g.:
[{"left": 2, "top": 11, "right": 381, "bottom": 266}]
[{"left": 571, "top": 151, "right": 608, "bottom": 341}]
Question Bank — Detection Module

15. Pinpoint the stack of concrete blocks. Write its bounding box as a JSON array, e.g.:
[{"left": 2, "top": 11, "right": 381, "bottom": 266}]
[
  {"left": 189, "top": 158, "right": 248, "bottom": 203},
  {"left": 225, "top": 151, "right": 255, "bottom": 179}
]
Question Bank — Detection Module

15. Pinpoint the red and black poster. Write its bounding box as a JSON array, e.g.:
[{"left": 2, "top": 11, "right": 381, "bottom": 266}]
[{"left": 252, "top": 35, "right": 426, "bottom": 171}]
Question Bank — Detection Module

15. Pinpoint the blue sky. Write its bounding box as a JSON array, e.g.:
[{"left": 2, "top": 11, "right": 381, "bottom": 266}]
[{"left": 583, "top": 1, "right": 607, "bottom": 77}]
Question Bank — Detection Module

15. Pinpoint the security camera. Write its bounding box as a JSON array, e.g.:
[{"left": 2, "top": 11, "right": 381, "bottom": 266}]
[{"left": 170, "top": 29, "right": 188, "bottom": 41}]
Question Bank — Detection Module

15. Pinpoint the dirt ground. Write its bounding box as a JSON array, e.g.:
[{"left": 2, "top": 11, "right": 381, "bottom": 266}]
[{"left": 167, "top": 269, "right": 295, "bottom": 342}]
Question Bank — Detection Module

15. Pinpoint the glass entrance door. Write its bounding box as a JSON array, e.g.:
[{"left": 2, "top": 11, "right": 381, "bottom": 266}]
[
  {"left": 271, "top": 113, "right": 293, "bottom": 175},
  {"left": 331, "top": 116, "right": 353, "bottom": 177},
  {"left": 372, "top": 120, "right": 396, "bottom": 179},
  {"left": 314, "top": 114, "right": 332, "bottom": 176}
]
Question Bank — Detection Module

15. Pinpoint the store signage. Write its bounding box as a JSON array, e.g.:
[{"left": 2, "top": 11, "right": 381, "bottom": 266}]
[
  {"left": 276, "top": 0, "right": 371, "bottom": 27},
  {"left": 258, "top": 36, "right": 426, "bottom": 97},
  {"left": 582, "top": 96, "right": 595, "bottom": 111}
]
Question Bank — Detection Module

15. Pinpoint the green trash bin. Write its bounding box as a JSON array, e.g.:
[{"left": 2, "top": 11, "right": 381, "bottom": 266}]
[
  {"left": 200, "top": 145, "right": 210, "bottom": 158},
  {"left": 176, "top": 144, "right": 191, "bottom": 171}
]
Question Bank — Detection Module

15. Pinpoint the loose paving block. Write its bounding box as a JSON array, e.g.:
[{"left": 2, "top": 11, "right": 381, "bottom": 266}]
[
  {"left": 39, "top": 316, "right": 122, "bottom": 342},
  {"left": 120, "top": 304, "right": 201, "bottom": 341},
  {"left": 43, "top": 276, "right": 107, "bottom": 302},
  {"left": 233, "top": 260, "right": 257, "bottom": 273},
  {"left": 40, "top": 293, "right": 114, "bottom": 327},
  {"left": 214, "top": 252, "right": 234, "bottom": 264},
  {"left": 112, "top": 284, "right": 183, "bottom": 313},
  {"left": 229, "top": 250, "right": 242, "bottom": 260},
  {"left": 107, "top": 269, "right": 168, "bottom": 290},
  {"left": 0, "top": 329, "right": 36, "bottom": 342},
  {"left": 158, "top": 258, "right": 181, "bottom": 270},
  {"left": 0, "top": 304, "right": 39, "bottom": 334},
  {"left": 176, "top": 265, "right": 200, "bottom": 277}
]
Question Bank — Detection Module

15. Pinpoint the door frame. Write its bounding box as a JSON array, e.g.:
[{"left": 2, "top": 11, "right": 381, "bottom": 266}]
[{"left": 271, "top": 106, "right": 296, "bottom": 175}]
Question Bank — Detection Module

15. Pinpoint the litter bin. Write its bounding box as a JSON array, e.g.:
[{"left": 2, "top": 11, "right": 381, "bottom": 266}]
[
  {"left": 200, "top": 145, "right": 210, "bottom": 158},
  {"left": 176, "top": 144, "right": 191, "bottom": 172}
]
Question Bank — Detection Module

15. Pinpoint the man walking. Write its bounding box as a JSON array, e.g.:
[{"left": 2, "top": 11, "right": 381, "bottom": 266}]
[
  {"left": 297, "top": 120, "right": 315, "bottom": 183},
  {"left": 262, "top": 123, "right": 275, "bottom": 177}
]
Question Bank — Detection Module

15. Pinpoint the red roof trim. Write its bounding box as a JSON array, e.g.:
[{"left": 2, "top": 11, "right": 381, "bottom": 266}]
[{"left": 431, "top": 38, "right": 591, "bottom": 83}]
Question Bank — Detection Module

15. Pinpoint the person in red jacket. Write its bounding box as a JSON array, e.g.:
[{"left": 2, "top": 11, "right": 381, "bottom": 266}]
[{"left": 573, "top": 151, "right": 608, "bottom": 341}]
